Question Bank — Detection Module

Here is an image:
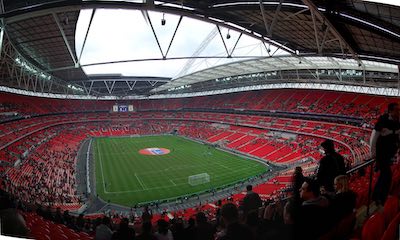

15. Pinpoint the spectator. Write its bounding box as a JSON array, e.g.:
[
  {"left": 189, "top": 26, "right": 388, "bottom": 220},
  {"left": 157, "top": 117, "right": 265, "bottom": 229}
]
[
  {"left": 142, "top": 206, "right": 153, "bottom": 223},
  {"left": 0, "top": 208, "right": 29, "bottom": 238},
  {"left": 183, "top": 217, "right": 196, "bottom": 240},
  {"left": 278, "top": 200, "right": 295, "bottom": 240},
  {"left": 195, "top": 212, "right": 215, "bottom": 240},
  {"left": 295, "top": 178, "right": 331, "bottom": 240},
  {"left": 112, "top": 217, "right": 135, "bottom": 240},
  {"left": 154, "top": 219, "right": 173, "bottom": 240},
  {"left": 241, "top": 185, "right": 262, "bottom": 217},
  {"left": 170, "top": 218, "right": 185, "bottom": 240},
  {"left": 76, "top": 213, "right": 85, "bottom": 232},
  {"left": 95, "top": 217, "right": 113, "bottom": 240},
  {"left": 316, "top": 139, "right": 346, "bottom": 192},
  {"left": 54, "top": 207, "right": 63, "bottom": 224},
  {"left": 216, "top": 203, "right": 254, "bottom": 240},
  {"left": 370, "top": 102, "right": 400, "bottom": 205},
  {"left": 331, "top": 175, "right": 356, "bottom": 224},
  {"left": 137, "top": 222, "right": 156, "bottom": 240},
  {"left": 291, "top": 167, "right": 304, "bottom": 203},
  {"left": 43, "top": 206, "right": 53, "bottom": 221}
]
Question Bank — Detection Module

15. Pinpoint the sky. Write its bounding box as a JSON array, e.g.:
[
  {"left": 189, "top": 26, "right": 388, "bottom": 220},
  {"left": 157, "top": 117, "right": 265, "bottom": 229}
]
[
  {"left": 75, "top": 1, "right": 400, "bottom": 79},
  {"left": 362, "top": 0, "right": 400, "bottom": 6},
  {"left": 75, "top": 9, "right": 287, "bottom": 79}
]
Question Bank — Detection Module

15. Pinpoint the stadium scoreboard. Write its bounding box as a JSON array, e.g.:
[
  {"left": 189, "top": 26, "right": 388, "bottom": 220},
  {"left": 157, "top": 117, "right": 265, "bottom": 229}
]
[{"left": 112, "top": 105, "right": 135, "bottom": 112}]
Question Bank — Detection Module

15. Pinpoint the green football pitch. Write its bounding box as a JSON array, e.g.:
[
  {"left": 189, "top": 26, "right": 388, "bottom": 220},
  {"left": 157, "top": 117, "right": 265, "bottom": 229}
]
[{"left": 94, "top": 135, "right": 268, "bottom": 206}]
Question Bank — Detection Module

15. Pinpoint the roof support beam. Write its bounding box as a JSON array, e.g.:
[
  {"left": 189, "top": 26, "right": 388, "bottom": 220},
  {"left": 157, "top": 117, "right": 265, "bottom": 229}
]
[
  {"left": 52, "top": 12, "right": 78, "bottom": 66},
  {"left": 0, "top": 21, "right": 4, "bottom": 55},
  {"left": 283, "top": 8, "right": 309, "bottom": 21},
  {"left": 164, "top": 15, "right": 183, "bottom": 58},
  {"left": 216, "top": 25, "right": 230, "bottom": 57},
  {"left": 145, "top": 10, "right": 165, "bottom": 58},
  {"left": 259, "top": 0, "right": 271, "bottom": 36},
  {"left": 300, "top": 0, "right": 358, "bottom": 58},
  {"left": 148, "top": 81, "right": 158, "bottom": 86},
  {"left": 78, "top": 8, "right": 96, "bottom": 63},
  {"left": 126, "top": 80, "right": 137, "bottom": 90},
  {"left": 268, "top": 0, "right": 283, "bottom": 37},
  {"left": 104, "top": 80, "right": 116, "bottom": 94},
  {"left": 259, "top": 0, "right": 283, "bottom": 37},
  {"left": 310, "top": 10, "right": 321, "bottom": 54},
  {"left": 229, "top": 32, "right": 243, "bottom": 56},
  {"left": 0, "top": 0, "right": 4, "bottom": 14}
]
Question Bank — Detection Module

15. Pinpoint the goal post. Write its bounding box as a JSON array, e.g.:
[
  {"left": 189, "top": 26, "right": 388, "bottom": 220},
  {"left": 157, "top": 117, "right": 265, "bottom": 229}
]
[{"left": 188, "top": 173, "right": 210, "bottom": 186}]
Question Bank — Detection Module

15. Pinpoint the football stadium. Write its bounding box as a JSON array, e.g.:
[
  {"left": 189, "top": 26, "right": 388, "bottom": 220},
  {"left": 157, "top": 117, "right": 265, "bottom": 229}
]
[{"left": 0, "top": 0, "right": 400, "bottom": 239}]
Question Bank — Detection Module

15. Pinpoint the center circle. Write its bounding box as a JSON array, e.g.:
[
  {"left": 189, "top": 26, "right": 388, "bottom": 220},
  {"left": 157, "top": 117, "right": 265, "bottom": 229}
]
[{"left": 138, "top": 147, "right": 171, "bottom": 155}]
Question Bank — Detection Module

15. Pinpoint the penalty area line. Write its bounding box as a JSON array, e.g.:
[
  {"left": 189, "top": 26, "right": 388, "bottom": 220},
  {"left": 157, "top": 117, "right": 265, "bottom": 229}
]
[
  {"left": 135, "top": 173, "right": 147, "bottom": 190},
  {"left": 170, "top": 179, "right": 177, "bottom": 186}
]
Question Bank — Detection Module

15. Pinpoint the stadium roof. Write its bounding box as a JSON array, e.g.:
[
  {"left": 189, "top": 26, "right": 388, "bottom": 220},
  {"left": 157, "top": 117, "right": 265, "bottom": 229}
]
[
  {"left": 152, "top": 55, "right": 398, "bottom": 92},
  {"left": 0, "top": 0, "right": 400, "bottom": 96}
]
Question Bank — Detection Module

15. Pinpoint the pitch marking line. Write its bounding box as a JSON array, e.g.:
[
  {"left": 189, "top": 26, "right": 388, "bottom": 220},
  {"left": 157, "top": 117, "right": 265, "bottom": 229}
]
[
  {"left": 170, "top": 179, "right": 177, "bottom": 186},
  {"left": 104, "top": 182, "right": 186, "bottom": 194},
  {"left": 97, "top": 140, "right": 109, "bottom": 193},
  {"left": 135, "top": 173, "right": 147, "bottom": 190}
]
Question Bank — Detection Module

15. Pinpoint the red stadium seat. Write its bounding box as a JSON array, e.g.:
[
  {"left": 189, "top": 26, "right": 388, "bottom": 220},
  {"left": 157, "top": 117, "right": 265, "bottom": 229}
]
[
  {"left": 383, "top": 195, "right": 399, "bottom": 226},
  {"left": 362, "top": 212, "right": 385, "bottom": 240},
  {"left": 381, "top": 212, "right": 400, "bottom": 240}
]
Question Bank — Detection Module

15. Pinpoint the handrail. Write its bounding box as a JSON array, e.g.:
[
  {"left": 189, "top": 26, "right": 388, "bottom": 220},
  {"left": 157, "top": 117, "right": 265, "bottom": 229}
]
[
  {"left": 346, "top": 158, "right": 375, "bottom": 216},
  {"left": 346, "top": 158, "right": 374, "bottom": 174}
]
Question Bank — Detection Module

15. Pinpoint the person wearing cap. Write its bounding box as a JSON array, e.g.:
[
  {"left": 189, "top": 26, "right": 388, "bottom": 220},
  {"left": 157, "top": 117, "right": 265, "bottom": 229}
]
[{"left": 316, "top": 139, "right": 346, "bottom": 192}]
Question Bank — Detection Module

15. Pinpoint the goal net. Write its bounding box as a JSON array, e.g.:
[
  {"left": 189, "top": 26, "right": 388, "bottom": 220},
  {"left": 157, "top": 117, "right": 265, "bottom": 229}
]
[{"left": 188, "top": 173, "right": 210, "bottom": 186}]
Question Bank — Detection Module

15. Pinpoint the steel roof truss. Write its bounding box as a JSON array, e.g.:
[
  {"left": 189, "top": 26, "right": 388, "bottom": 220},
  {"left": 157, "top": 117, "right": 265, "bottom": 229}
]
[
  {"left": 216, "top": 25, "right": 230, "bottom": 57},
  {"left": 283, "top": 9, "right": 309, "bottom": 21},
  {"left": 104, "top": 80, "right": 115, "bottom": 94},
  {"left": 0, "top": 22, "right": 3, "bottom": 55},
  {"left": 145, "top": 10, "right": 165, "bottom": 58},
  {"left": 301, "top": 0, "right": 358, "bottom": 58},
  {"left": 148, "top": 80, "right": 158, "bottom": 86},
  {"left": 229, "top": 32, "right": 243, "bottom": 57},
  {"left": 52, "top": 12, "right": 78, "bottom": 66},
  {"left": 319, "top": 25, "right": 330, "bottom": 53},
  {"left": 310, "top": 10, "right": 321, "bottom": 54},
  {"left": 268, "top": 0, "right": 283, "bottom": 37},
  {"left": 164, "top": 15, "right": 183, "bottom": 58},
  {"left": 33, "top": 75, "right": 38, "bottom": 92},
  {"left": 78, "top": 9, "right": 96, "bottom": 64},
  {"left": 126, "top": 80, "right": 137, "bottom": 90}
]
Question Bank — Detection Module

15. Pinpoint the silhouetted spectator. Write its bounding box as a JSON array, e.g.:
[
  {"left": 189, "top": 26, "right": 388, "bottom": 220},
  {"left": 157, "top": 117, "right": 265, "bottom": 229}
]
[
  {"left": 292, "top": 167, "right": 304, "bottom": 203},
  {"left": 43, "top": 206, "right": 53, "bottom": 221},
  {"left": 216, "top": 203, "right": 254, "bottom": 240},
  {"left": 63, "top": 210, "right": 71, "bottom": 226},
  {"left": 154, "top": 219, "right": 173, "bottom": 240},
  {"left": 142, "top": 206, "right": 153, "bottom": 223},
  {"left": 295, "top": 178, "right": 331, "bottom": 240},
  {"left": 54, "top": 207, "right": 63, "bottom": 224},
  {"left": 170, "top": 218, "right": 185, "bottom": 240},
  {"left": 331, "top": 175, "right": 356, "bottom": 224},
  {"left": 0, "top": 209, "right": 29, "bottom": 238},
  {"left": 183, "top": 217, "right": 196, "bottom": 240},
  {"left": 76, "top": 213, "right": 85, "bottom": 231},
  {"left": 137, "top": 222, "right": 156, "bottom": 240},
  {"left": 241, "top": 185, "right": 262, "bottom": 217},
  {"left": 95, "top": 217, "right": 113, "bottom": 240},
  {"left": 112, "top": 217, "right": 135, "bottom": 240},
  {"left": 317, "top": 139, "right": 346, "bottom": 192},
  {"left": 370, "top": 102, "right": 400, "bottom": 205},
  {"left": 195, "top": 212, "right": 215, "bottom": 240}
]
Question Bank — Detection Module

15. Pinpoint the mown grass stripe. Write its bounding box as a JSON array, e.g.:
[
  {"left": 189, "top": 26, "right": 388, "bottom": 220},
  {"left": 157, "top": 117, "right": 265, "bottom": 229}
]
[{"left": 94, "top": 135, "right": 267, "bottom": 205}]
